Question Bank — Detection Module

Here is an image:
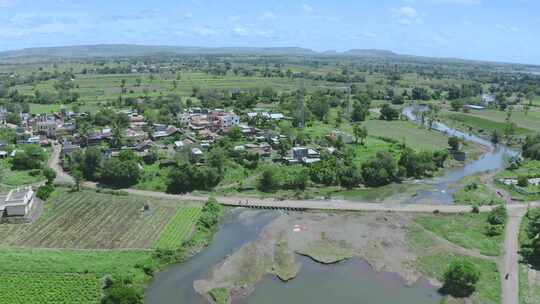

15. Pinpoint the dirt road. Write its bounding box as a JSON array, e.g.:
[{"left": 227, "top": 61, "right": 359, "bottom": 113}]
[{"left": 502, "top": 206, "right": 527, "bottom": 304}]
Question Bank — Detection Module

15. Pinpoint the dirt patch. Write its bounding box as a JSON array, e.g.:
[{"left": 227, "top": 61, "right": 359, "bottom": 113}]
[{"left": 194, "top": 211, "right": 425, "bottom": 300}]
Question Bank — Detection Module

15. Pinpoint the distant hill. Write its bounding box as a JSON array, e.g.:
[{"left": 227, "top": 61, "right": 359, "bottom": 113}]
[
  {"left": 0, "top": 44, "right": 317, "bottom": 59},
  {"left": 341, "top": 49, "right": 398, "bottom": 57}
]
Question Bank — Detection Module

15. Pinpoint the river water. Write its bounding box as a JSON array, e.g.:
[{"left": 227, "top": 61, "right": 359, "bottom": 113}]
[{"left": 146, "top": 107, "right": 518, "bottom": 304}]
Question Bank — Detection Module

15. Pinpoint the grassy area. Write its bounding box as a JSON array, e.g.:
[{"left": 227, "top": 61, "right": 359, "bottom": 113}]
[
  {"left": 209, "top": 288, "right": 230, "bottom": 304},
  {"left": 414, "top": 213, "right": 503, "bottom": 256},
  {"left": 459, "top": 109, "right": 540, "bottom": 131},
  {"left": 415, "top": 253, "right": 500, "bottom": 304},
  {"left": 407, "top": 218, "right": 502, "bottom": 304},
  {"left": 0, "top": 189, "right": 199, "bottom": 249},
  {"left": 443, "top": 112, "right": 533, "bottom": 136},
  {"left": 452, "top": 174, "right": 504, "bottom": 206},
  {"left": 0, "top": 159, "right": 45, "bottom": 187},
  {"left": 363, "top": 119, "right": 450, "bottom": 151},
  {"left": 155, "top": 207, "right": 202, "bottom": 249}
]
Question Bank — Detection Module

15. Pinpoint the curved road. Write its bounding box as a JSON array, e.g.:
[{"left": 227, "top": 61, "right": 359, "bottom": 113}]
[{"left": 49, "top": 144, "right": 537, "bottom": 304}]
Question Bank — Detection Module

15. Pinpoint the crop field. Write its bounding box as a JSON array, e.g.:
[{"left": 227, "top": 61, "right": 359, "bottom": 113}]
[
  {"left": 155, "top": 207, "right": 202, "bottom": 249},
  {"left": 0, "top": 190, "right": 199, "bottom": 249},
  {"left": 443, "top": 112, "right": 533, "bottom": 135},
  {"left": 0, "top": 272, "right": 101, "bottom": 304},
  {"left": 456, "top": 109, "right": 540, "bottom": 132},
  {"left": 0, "top": 247, "right": 153, "bottom": 304},
  {"left": 15, "top": 72, "right": 338, "bottom": 104},
  {"left": 363, "top": 119, "right": 450, "bottom": 151}
]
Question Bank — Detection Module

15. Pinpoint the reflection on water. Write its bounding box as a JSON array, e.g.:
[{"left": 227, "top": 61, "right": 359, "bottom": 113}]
[
  {"left": 145, "top": 209, "right": 277, "bottom": 304},
  {"left": 239, "top": 257, "right": 442, "bottom": 304}
]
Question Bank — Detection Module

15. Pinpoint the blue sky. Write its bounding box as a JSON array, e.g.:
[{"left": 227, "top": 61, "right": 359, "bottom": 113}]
[{"left": 1, "top": 0, "right": 539, "bottom": 64}]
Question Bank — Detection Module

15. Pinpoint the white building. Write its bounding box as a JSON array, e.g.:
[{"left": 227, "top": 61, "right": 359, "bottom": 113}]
[
  {"left": 219, "top": 114, "right": 240, "bottom": 128},
  {"left": 0, "top": 187, "right": 35, "bottom": 217}
]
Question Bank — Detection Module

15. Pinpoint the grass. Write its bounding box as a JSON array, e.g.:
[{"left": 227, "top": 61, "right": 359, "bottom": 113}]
[
  {"left": 0, "top": 159, "right": 44, "bottom": 187},
  {"left": 415, "top": 253, "right": 500, "bottom": 304},
  {"left": 414, "top": 213, "right": 503, "bottom": 256},
  {"left": 209, "top": 288, "right": 230, "bottom": 304},
  {"left": 452, "top": 174, "right": 504, "bottom": 206},
  {"left": 443, "top": 112, "right": 533, "bottom": 136},
  {"left": 155, "top": 207, "right": 202, "bottom": 249},
  {"left": 0, "top": 189, "right": 198, "bottom": 249},
  {"left": 363, "top": 119, "right": 451, "bottom": 151}
]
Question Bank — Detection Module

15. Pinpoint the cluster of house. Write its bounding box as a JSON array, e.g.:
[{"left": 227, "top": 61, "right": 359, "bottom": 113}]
[{"left": 0, "top": 187, "right": 35, "bottom": 218}]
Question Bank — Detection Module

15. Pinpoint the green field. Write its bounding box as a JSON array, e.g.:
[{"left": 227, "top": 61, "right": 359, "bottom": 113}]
[
  {"left": 459, "top": 109, "right": 540, "bottom": 132},
  {"left": 0, "top": 189, "right": 199, "bottom": 249},
  {"left": 443, "top": 112, "right": 533, "bottom": 136},
  {"left": 414, "top": 213, "right": 503, "bottom": 256},
  {"left": 0, "top": 189, "right": 205, "bottom": 304},
  {"left": 0, "top": 272, "right": 101, "bottom": 304},
  {"left": 155, "top": 207, "right": 202, "bottom": 249},
  {"left": 407, "top": 215, "right": 502, "bottom": 304},
  {"left": 363, "top": 119, "right": 450, "bottom": 151}
]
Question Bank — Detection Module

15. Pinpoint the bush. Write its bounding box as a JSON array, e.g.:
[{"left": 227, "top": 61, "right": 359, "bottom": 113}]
[
  {"left": 361, "top": 151, "right": 400, "bottom": 187},
  {"left": 487, "top": 205, "right": 507, "bottom": 226},
  {"left": 485, "top": 224, "right": 503, "bottom": 236},
  {"left": 12, "top": 145, "right": 46, "bottom": 170},
  {"left": 101, "top": 276, "right": 143, "bottom": 304},
  {"left": 517, "top": 175, "right": 529, "bottom": 187},
  {"left": 36, "top": 184, "right": 55, "bottom": 201},
  {"left": 100, "top": 158, "right": 141, "bottom": 188},
  {"left": 441, "top": 259, "right": 480, "bottom": 297}
]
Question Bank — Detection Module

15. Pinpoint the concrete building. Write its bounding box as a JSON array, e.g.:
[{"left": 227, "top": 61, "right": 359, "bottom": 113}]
[{"left": 0, "top": 187, "right": 35, "bottom": 217}]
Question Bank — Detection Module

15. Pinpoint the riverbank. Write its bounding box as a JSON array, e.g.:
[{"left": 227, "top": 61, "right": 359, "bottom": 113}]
[{"left": 192, "top": 210, "right": 502, "bottom": 304}]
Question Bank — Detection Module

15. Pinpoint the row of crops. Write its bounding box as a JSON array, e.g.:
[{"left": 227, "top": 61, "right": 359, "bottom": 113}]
[
  {"left": 155, "top": 207, "right": 202, "bottom": 249},
  {"left": 0, "top": 190, "right": 177, "bottom": 249},
  {"left": 0, "top": 272, "right": 101, "bottom": 304}
]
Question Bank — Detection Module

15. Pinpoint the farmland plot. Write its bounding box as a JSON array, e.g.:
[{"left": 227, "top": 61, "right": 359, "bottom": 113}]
[
  {"left": 0, "top": 190, "right": 195, "bottom": 249},
  {"left": 0, "top": 272, "right": 101, "bottom": 304},
  {"left": 155, "top": 207, "right": 202, "bottom": 249}
]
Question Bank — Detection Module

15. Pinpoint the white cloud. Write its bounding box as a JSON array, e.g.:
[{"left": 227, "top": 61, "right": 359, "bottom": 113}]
[
  {"left": 434, "top": 0, "right": 481, "bottom": 4},
  {"left": 496, "top": 24, "right": 519, "bottom": 33},
  {"left": 0, "top": 0, "right": 19, "bottom": 7},
  {"left": 358, "top": 31, "right": 377, "bottom": 38},
  {"left": 393, "top": 6, "right": 423, "bottom": 25},
  {"left": 397, "top": 6, "right": 418, "bottom": 18},
  {"left": 192, "top": 26, "right": 217, "bottom": 36},
  {"left": 302, "top": 4, "right": 314, "bottom": 13},
  {"left": 232, "top": 27, "right": 249, "bottom": 36},
  {"left": 260, "top": 11, "right": 277, "bottom": 21}
]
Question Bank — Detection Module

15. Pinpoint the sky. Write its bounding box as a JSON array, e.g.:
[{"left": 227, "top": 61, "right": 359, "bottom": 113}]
[{"left": 0, "top": 0, "right": 539, "bottom": 64}]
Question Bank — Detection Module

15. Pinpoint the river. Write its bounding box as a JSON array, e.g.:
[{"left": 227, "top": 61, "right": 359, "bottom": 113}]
[{"left": 146, "top": 107, "right": 518, "bottom": 304}]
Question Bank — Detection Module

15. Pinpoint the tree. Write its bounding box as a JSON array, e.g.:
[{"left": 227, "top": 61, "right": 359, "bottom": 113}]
[
  {"left": 379, "top": 103, "right": 399, "bottom": 121},
  {"left": 448, "top": 136, "right": 461, "bottom": 151},
  {"left": 72, "top": 169, "right": 83, "bottom": 191},
  {"left": 120, "top": 79, "right": 127, "bottom": 94},
  {"left": 361, "top": 151, "right": 399, "bottom": 187},
  {"left": 517, "top": 175, "right": 529, "bottom": 187},
  {"left": 100, "top": 158, "right": 140, "bottom": 188},
  {"left": 491, "top": 130, "right": 501, "bottom": 145},
  {"left": 450, "top": 99, "right": 464, "bottom": 112},
  {"left": 353, "top": 124, "right": 368, "bottom": 145},
  {"left": 83, "top": 147, "right": 103, "bottom": 180},
  {"left": 278, "top": 138, "right": 292, "bottom": 158},
  {"left": 43, "top": 167, "right": 57, "bottom": 185},
  {"left": 257, "top": 168, "right": 280, "bottom": 193},
  {"left": 308, "top": 97, "right": 330, "bottom": 121},
  {"left": 487, "top": 205, "right": 507, "bottom": 226},
  {"left": 441, "top": 259, "right": 480, "bottom": 297},
  {"left": 351, "top": 100, "right": 369, "bottom": 122},
  {"left": 12, "top": 145, "right": 46, "bottom": 170},
  {"left": 111, "top": 121, "right": 124, "bottom": 148}
]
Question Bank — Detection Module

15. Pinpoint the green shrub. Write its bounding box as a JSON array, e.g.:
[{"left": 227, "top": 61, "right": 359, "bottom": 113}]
[{"left": 36, "top": 184, "right": 55, "bottom": 201}]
